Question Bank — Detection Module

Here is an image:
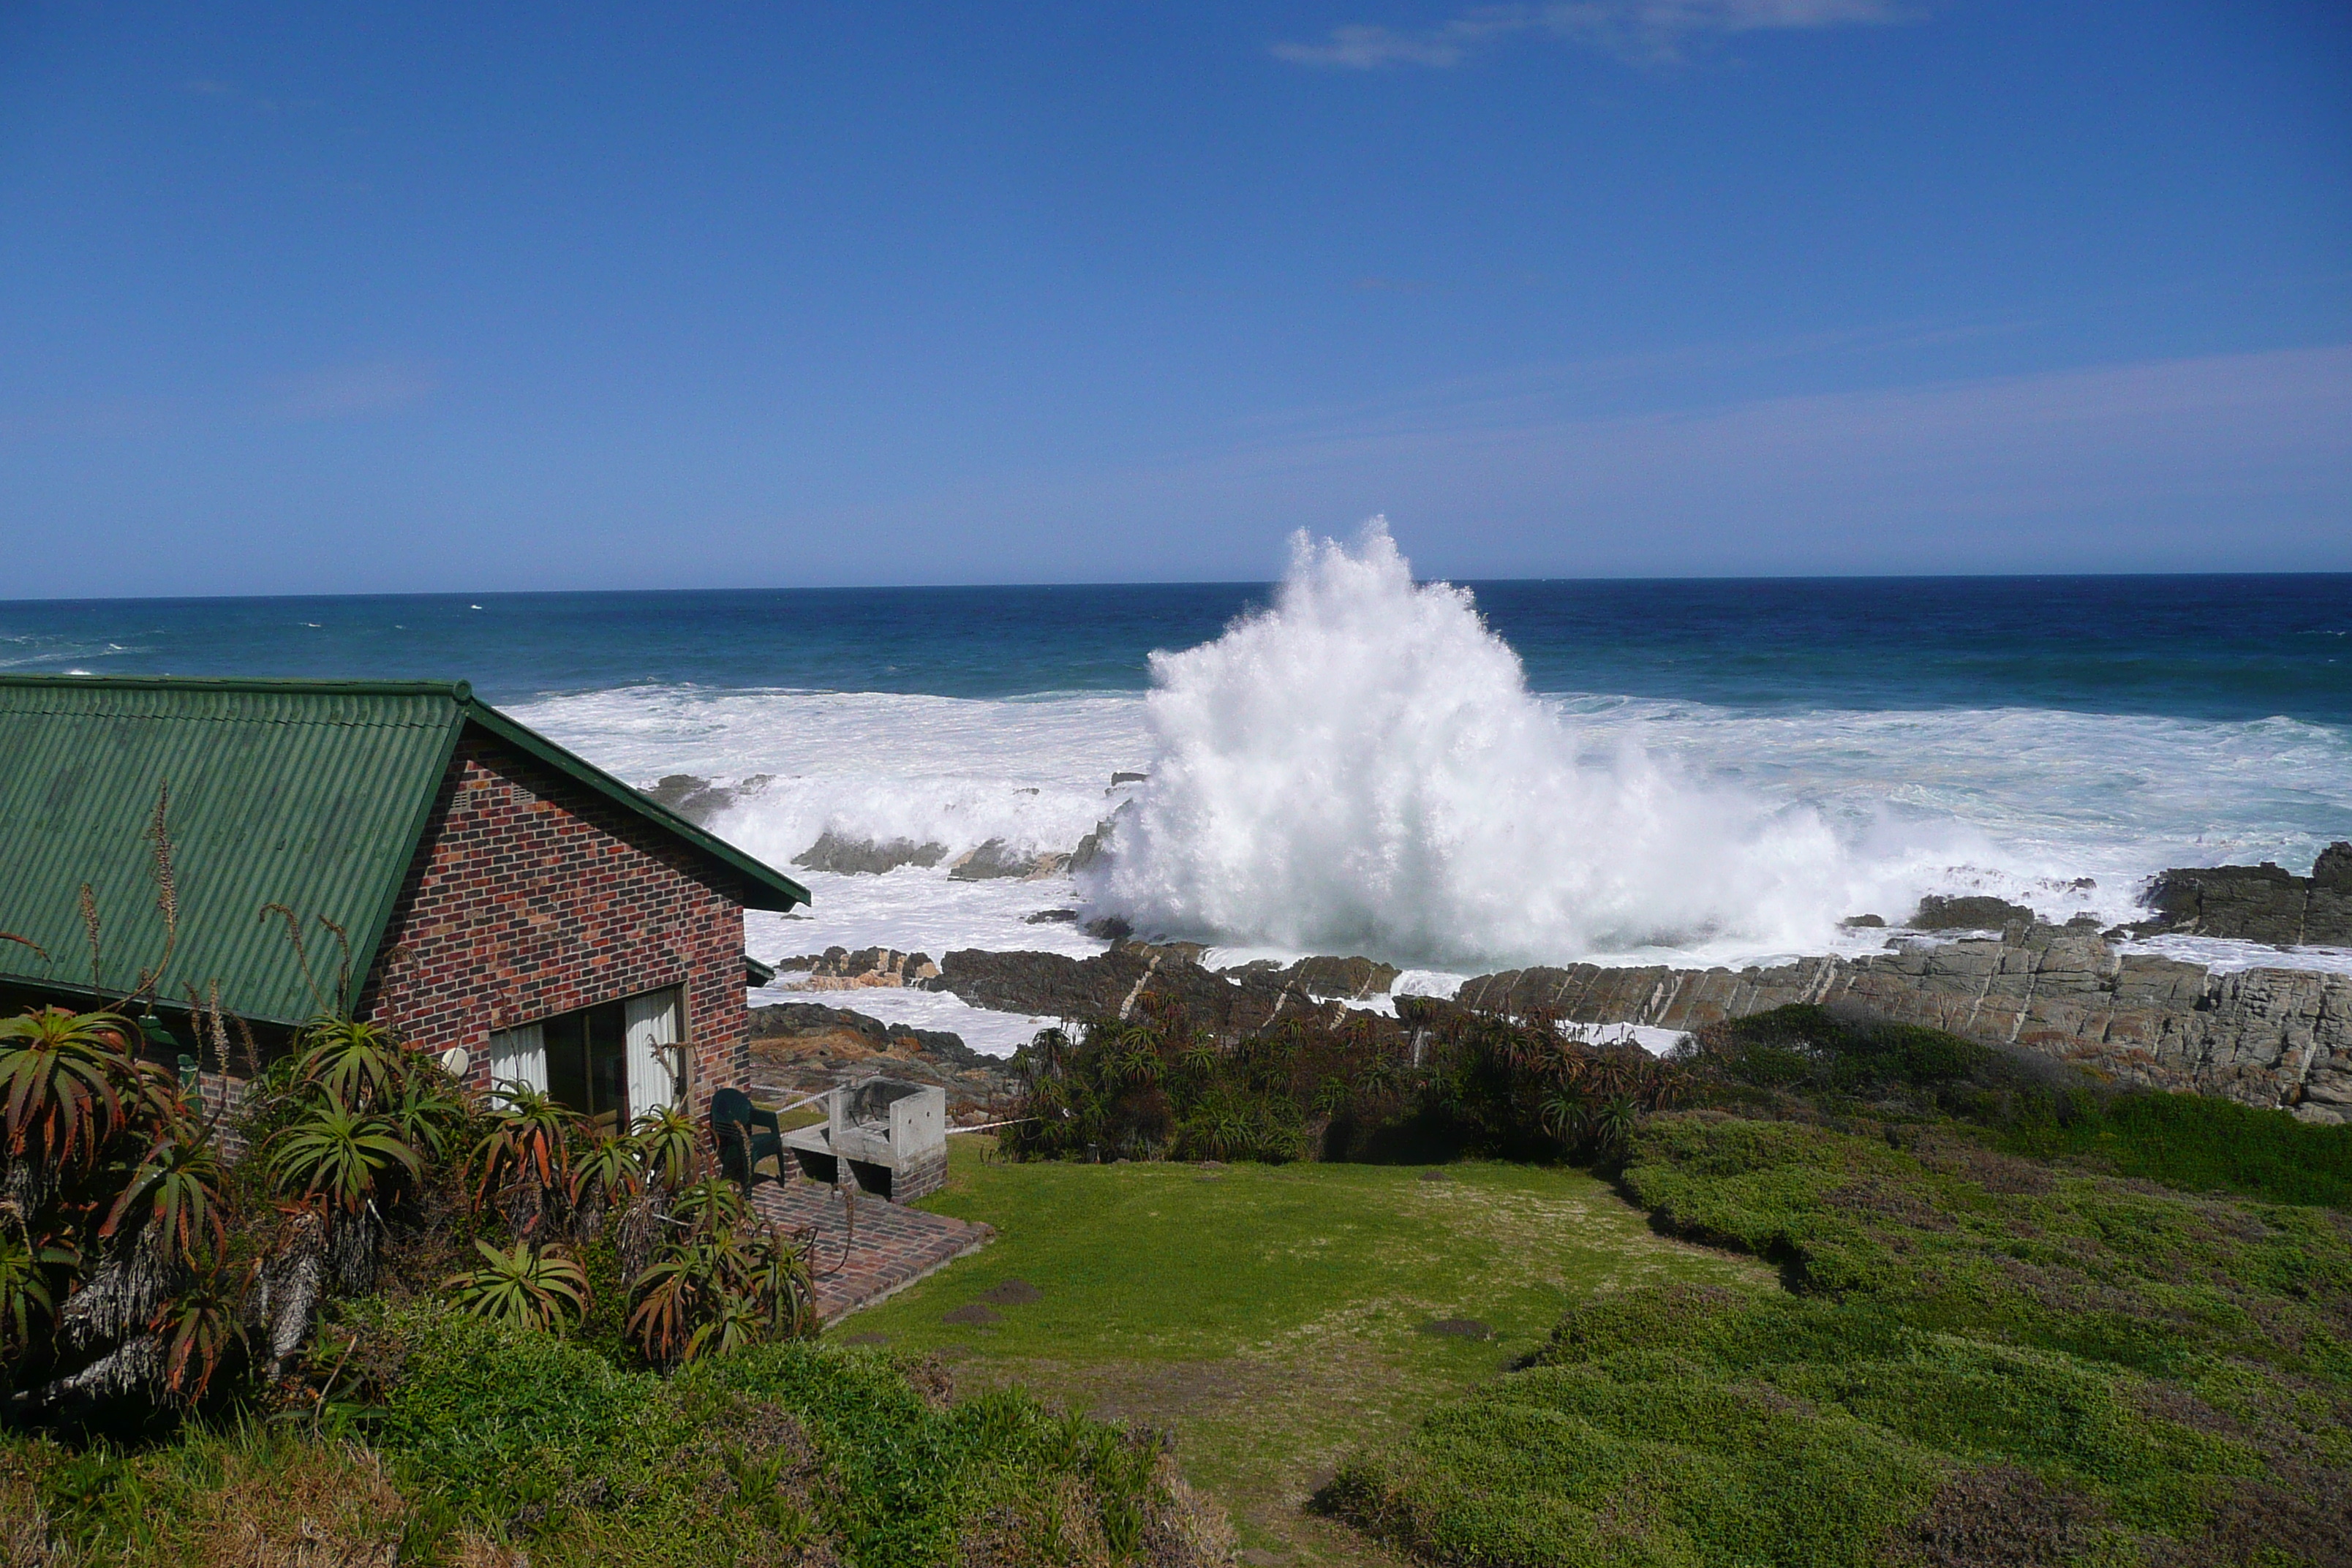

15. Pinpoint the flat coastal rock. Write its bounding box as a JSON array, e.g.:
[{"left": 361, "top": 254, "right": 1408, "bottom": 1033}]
[
  {"left": 1450, "top": 922, "right": 2352, "bottom": 1120},
  {"left": 776, "top": 946, "right": 940, "bottom": 988},
  {"left": 922, "top": 943, "right": 1401, "bottom": 1034},
  {"left": 1911, "top": 894, "right": 2038, "bottom": 932},
  {"left": 947, "top": 838, "right": 1071, "bottom": 881}
]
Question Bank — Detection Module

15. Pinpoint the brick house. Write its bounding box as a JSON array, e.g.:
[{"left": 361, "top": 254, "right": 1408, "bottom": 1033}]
[{"left": 0, "top": 676, "right": 808, "bottom": 1126}]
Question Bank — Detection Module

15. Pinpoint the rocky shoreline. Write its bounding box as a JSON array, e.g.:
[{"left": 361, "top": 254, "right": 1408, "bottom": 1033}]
[
  {"left": 744, "top": 1000, "right": 1015, "bottom": 1117},
  {"left": 1453, "top": 924, "right": 2352, "bottom": 1122},
  {"left": 752, "top": 840, "right": 2352, "bottom": 1123}
]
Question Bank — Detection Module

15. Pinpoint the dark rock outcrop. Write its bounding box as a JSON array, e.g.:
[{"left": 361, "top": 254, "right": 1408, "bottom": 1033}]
[
  {"left": 791, "top": 831, "right": 949, "bottom": 875},
  {"left": 1069, "top": 800, "right": 1136, "bottom": 874},
  {"left": 1454, "top": 923, "right": 2352, "bottom": 1119},
  {"left": 639, "top": 773, "right": 771, "bottom": 826},
  {"left": 948, "top": 839, "right": 1070, "bottom": 881},
  {"left": 2138, "top": 843, "right": 2352, "bottom": 946},
  {"left": 1068, "top": 821, "right": 1112, "bottom": 872},
  {"left": 926, "top": 948, "right": 1134, "bottom": 1019},
  {"left": 1912, "top": 894, "right": 2038, "bottom": 932},
  {"left": 1220, "top": 954, "right": 1400, "bottom": 1000},
  {"left": 926, "top": 945, "right": 1340, "bottom": 1035}
]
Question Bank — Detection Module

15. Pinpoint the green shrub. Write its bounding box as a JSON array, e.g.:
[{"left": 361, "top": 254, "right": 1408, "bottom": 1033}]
[
  {"left": 1326, "top": 1356, "right": 1939, "bottom": 1568},
  {"left": 2001, "top": 1087, "right": 2352, "bottom": 1209},
  {"left": 357, "top": 1299, "right": 1221, "bottom": 1567},
  {"left": 1001, "top": 995, "right": 1689, "bottom": 1167},
  {"left": 1, "top": 1296, "right": 1237, "bottom": 1567},
  {"left": 1327, "top": 1115, "right": 2352, "bottom": 1567}
]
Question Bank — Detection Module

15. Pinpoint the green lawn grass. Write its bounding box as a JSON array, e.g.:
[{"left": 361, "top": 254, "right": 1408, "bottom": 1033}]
[{"left": 840, "top": 1140, "right": 1772, "bottom": 1562}]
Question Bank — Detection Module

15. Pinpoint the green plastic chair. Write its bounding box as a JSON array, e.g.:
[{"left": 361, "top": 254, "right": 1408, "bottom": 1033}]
[{"left": 709, "top": 1087, "right": 785, "bottom": 1194}]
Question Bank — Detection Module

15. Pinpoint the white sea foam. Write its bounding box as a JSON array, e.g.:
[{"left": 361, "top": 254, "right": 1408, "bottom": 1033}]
[
  {"left": 505, "top": 536, "right": 2352, "bottom": 1027},
  {"left": 510, "top": 685, "right": 1147, "bottom": 868},
  {"left": 1091, "top": 525, "right": 1997, "bottom": 968},
  {"left": 2119, "top": 935, "right": 2352, "bottom": 976}
]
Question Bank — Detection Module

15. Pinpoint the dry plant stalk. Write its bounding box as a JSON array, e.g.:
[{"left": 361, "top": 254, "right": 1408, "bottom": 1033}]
[
  {"left": 127, "top": 783, "right": 181, "bottom": 1004},
  {"left": 0, "top": 930, "right": 51, "bottom": 964},
  {"left": 260, "top": 903, "right": 325, "bottom": 1015},
  {"left": 78, "top": 883, "right": 102, "bottom": 990},
  {"left": 314, "top": 916, "right": 354, "bottom": 1011}
]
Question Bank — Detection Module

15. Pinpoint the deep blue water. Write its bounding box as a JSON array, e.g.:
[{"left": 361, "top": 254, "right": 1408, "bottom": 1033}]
[{"left": 3, "top": 576, "right": 2348, "bottom": 723}]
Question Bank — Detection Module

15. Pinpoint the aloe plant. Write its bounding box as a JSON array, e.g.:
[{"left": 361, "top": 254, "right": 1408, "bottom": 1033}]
[
  {"left": 684, "top": 1289, "right": 764, "bottom": 1362},
  {"left": 630, "top": 1103, "right": 698, "bottom": 1191},
  {"left": 381, "top": 1073, "right": 468, "bottom": 1164},
  {"left": 268, "top": 1096, "right": 422, "bottom": 1213},
  {"left": 0, "top": 1007, "right": 141, "bottom": 1168},
  {"left": 293, "top": 1017, "right": 406, "bottom": 1112},
  {"left": 1580, "top": 1093, "right": 1642, "bottom": 1155},
  {"left": 667, "top": 1175, "right": 745, "bottom": 1233},
  {"left": 445, "top": 1239, "right": 589, "bottom": 1332},
  {"left": 153, "top": 1265, "right": 246, "bottom": 1401},
  {"left": 470, "top": 1084, "right": 577, "bottom": 1211},
  {"left": 569, "top": 1126, "right": 644, "bottom": 1210},
  {"left": 626, "top": 1164, "right": 815, "bottom": 1366},
  {"left": 101, "top": 1128, "right": 230, "bottom": 1270},
  {"left": 0, "top": 1220, "right": 77, "bottom": 1350}
]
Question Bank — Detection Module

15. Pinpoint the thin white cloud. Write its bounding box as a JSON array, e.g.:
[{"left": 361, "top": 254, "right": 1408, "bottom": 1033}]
[
  {"left": 1272, "top": 23, "right": 1477, "bottom": 68},
  {"left": 270, "top": 359, "right": 437, "bottom": 421},
  {"left": 1273, "top": 0, "right": 1915, "bottom": 69},
  {"left": 862, "top": 343, "right": 2352, "bottom": 580}
]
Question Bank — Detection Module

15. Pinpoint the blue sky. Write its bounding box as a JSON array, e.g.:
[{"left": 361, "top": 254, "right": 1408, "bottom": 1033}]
[{"left": 2, "top": 1, "right": 2348, "bottom": 594}]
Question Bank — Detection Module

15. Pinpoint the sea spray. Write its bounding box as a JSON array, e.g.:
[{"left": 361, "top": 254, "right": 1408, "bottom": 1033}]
[{"left": 1088, "top": 524, "right": 1938, "bottom": 968}]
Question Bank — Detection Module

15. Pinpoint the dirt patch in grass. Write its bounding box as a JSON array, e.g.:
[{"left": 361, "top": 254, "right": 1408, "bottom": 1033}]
[
  {"left": 1417, "top": 1318, "right": 1493, "bottom": 1341},
  {"left": 955, "top": 1352, "right": 1426, "bottom": 1568},
  {"left": 982, "top": 1278, "right": 1044, "bottom": 1305}
]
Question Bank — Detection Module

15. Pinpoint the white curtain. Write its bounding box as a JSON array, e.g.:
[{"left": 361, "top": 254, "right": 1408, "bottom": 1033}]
[
  {"left": 625, "top": 989, "right": 681, "bottom": 1121},
  {"left": 486, "top": 1022, "right": 548, "bottom": 1098}
]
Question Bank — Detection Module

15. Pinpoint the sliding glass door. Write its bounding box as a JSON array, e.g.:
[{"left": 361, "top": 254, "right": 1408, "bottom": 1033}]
[{"left": 484, "top": 985, "right": 682, "bottom": 1127}]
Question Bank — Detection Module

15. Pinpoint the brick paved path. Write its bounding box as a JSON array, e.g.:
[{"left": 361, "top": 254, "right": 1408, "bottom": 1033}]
[{"left": 751, "top": 1177, "right": 993, "bottom": 1322}]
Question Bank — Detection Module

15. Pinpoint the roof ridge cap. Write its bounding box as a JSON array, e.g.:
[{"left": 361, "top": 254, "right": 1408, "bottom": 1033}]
[{"left": 0, "top": 674, "right": 472, "bottom": 700}]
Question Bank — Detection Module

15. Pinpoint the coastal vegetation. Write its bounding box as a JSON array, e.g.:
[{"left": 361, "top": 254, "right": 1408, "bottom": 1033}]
[
  {"left": 3, "top": 1305, "right": 1221, "bottom": 1566},
  {"left": 8, "top": 820, "right": 2348, "bottom": 1566},
  {"left": 998, "top": 992, "right": 1690, "bottom": 1168},
  {"left": 1324, "top": 1110, "right": 2352, "bottom": 1566},
  {"left": 0, "top": 1011, "right": 1216, "bottom": 1566},
  {"left": 956, "top": 998, "right": 2352, "bottom": 1565}
]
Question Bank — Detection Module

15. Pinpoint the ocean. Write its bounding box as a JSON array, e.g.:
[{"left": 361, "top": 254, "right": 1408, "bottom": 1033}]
[{"left": 8, "top": 532, "right": 2350, "bottom": 1053}]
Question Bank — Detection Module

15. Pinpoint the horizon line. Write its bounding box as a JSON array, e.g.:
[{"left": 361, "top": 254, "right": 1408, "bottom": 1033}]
[{"left": 7, "top": 567, "right": 2352, "bottom": 608}]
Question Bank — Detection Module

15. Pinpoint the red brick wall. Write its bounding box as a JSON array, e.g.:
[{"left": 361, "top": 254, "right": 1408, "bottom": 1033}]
[{"left": 355, "top": 727, "right": 750, "bottom": 1117}]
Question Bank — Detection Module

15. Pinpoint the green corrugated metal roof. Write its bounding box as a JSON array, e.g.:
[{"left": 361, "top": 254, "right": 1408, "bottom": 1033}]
[{"left": 0, "top": 676, "right": 808, "bottom": 1026}]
